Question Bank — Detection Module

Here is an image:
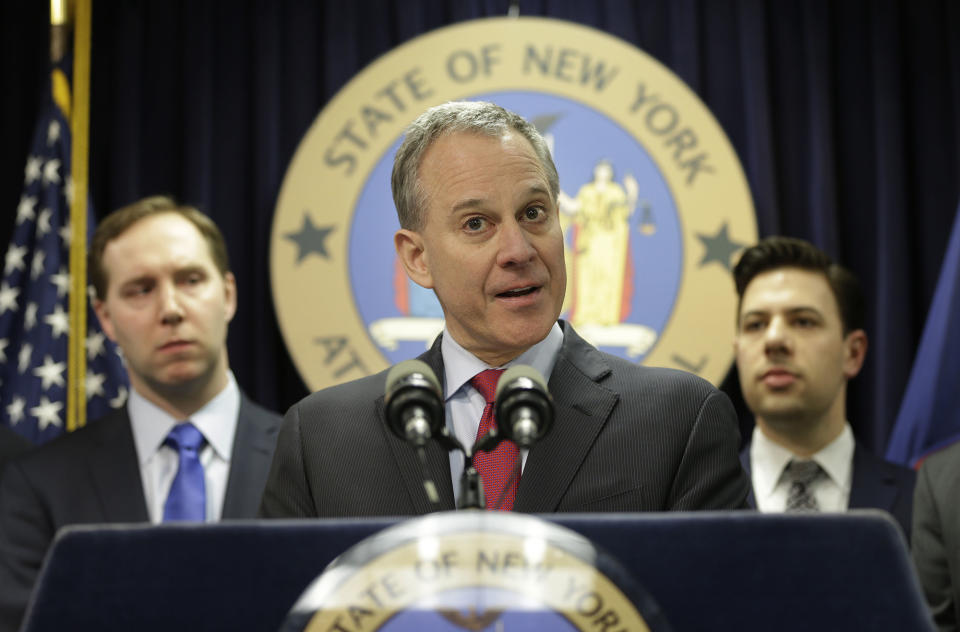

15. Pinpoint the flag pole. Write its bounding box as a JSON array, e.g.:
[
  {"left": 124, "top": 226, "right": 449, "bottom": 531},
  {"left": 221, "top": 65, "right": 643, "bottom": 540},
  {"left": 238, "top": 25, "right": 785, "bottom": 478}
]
[
  {"left": 66, "top": 0, "right": 92, "bottom": 431},
  {"left": 50, "top": 0, "right": 68, "bottom": 62}
]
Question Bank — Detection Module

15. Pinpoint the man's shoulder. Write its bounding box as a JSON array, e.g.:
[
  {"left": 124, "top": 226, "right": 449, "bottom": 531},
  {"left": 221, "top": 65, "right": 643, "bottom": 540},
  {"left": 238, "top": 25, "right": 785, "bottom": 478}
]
[
  {"left": 562, "top": 342, "right": 731, "bottom": 437},
  {"left": 5, "top": 408, "right": 129, "bottom": 480},
  {"left": 917, "top": 440, "right": 960, "bottom": 481},
  {"left": 593, "top": 348, "right": 720, "bottom": 398},
  {"left": 853, "top": 442, "right": 917, "bottom": 486},
  {"left": 0, "top": 425, "right": 32, "bottom": 460},
  {"left": 238, "top": 394, "right": 283, "bottom": 425},
  {"left": 559, "top": 322, "right": 720, "bottom": 396},
  {"left": 290, "top": 369, "right": 390, "bottom": 414}
]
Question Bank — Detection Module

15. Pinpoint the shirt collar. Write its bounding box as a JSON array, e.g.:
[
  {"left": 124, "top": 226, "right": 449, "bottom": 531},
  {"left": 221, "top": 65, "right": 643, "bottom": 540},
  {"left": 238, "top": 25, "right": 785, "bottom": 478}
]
[
  {"left": 815, "top": 423, "right": 855, "bottom": 490},
  {"left": 750, "top": 423, "right": 855, "bottom": 497},
  {"left": 440, "top": 322, "right": 564, "bottom": 401},
  {"left": 129, "top": 372, "right": 240, "bottom": 464}
]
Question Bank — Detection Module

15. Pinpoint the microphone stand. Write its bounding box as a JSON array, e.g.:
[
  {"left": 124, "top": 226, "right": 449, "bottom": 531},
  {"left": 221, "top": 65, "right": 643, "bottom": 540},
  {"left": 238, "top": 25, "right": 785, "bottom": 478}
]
[
  {"left": 424, "top": 430, "right": 485, "bottom": 510},
  {"left": 458, "top": 428, "right": 507, "bottom": 510},
  {"left": 458, "top": 456, "right": 485, "bottom": 510}
]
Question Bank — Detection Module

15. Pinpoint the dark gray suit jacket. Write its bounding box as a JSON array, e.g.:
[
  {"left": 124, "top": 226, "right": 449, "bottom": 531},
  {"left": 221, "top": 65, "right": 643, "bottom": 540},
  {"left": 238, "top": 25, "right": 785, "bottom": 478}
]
[
  {"left": 260, "top": 322, "right": 749, "bottom": 518},
  {"left": 0, "top": 395, "right": 281, "bottom": 632},
  {"left": 739, "top": 441, "right": 916, "bottom": 540},
  {"left": 913, "top": 441, "right": 960, "bottom": 631},
  {"left": 0, "top": 426, "right": 31, "bottom": 484}
]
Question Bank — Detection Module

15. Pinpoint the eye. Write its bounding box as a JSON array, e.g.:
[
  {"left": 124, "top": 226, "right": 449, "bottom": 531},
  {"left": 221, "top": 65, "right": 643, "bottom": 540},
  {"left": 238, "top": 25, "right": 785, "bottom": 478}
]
[
  {"left": 522, "top": 205, "right": 546, "bottom": 222},
  {"left": 794, "top": 316, "right": 816, "bottom": 328},
  {"left": 178, "top": 270, "right": 207, "bottom": 286},
  {"left": 742, "top": 320, "right": 764, "bottom": 332},
  {"left": 464, "top": 216, "right": 487, "bottom": 232},
  {"left": 122, "top": 282, "right": 152, "bottom": 298}
]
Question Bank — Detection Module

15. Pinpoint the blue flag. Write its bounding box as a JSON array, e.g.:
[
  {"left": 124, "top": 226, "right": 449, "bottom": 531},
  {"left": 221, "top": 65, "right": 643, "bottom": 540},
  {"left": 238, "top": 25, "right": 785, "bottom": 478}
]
[
  {"left": 886, "top": 201, "right": 960, "bottom": 467},
  {"left": 0, "top": 61, "right": 128, "bottom": 445}
]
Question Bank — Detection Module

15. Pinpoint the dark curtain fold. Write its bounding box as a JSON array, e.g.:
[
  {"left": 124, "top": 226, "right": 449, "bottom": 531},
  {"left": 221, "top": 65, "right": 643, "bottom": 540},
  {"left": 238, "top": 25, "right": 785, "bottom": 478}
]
[{"left": 2, "top": 0, "right": 958, "bottom": 455}]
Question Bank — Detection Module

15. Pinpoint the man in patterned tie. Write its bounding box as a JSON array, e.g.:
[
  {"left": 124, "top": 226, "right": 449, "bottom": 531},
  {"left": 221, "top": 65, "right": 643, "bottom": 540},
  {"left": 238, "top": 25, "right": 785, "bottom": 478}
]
[
  {"left": 733, "top": 237, "right": 915, "bottom": 532},
  {"left": 260, "top": 101, "right": 749, "bottom": 518},
  {"left": 0, "top": 197, "right": 281, "bottom": 631}
]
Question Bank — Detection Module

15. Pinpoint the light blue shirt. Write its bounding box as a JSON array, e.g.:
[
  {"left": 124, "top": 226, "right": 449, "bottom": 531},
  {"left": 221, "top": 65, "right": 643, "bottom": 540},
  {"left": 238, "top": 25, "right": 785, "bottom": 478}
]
[
  {"left": 129, "top": 372, "right": 240, "bottom": 523},
  {"left": 441, "top": 322, "right": 564, "bottom": 504}
]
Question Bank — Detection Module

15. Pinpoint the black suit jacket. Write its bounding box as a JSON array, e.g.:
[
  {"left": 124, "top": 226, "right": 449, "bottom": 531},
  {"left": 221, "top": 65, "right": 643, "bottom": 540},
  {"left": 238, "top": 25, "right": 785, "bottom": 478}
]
[
  {"left": 0, "top": 426, "right": 32, "bottom": 484},
  {"left": 739, "top": 441, "right": 916, "bottom": 540},
  {"left": 912, "top": 440, "right": 960, "bottom": 631},
  {"left": 0, "top": 395, "right": 281, "bottom": 632},
  {"left": 260, "top": 322, "right": 749, "bottom": 518}
]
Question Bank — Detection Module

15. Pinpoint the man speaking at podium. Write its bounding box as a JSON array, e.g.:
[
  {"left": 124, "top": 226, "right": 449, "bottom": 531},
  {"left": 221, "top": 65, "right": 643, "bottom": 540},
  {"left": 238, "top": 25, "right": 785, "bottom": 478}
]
[{"left": 260, "top": 101, "right": 748, "bottom": 517}]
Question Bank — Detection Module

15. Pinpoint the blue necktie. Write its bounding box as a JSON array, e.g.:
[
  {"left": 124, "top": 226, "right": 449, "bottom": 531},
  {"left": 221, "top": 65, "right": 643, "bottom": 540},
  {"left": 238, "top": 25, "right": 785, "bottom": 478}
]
[{"left": 162, "top": 422, "right": 207, "bottom": 522}]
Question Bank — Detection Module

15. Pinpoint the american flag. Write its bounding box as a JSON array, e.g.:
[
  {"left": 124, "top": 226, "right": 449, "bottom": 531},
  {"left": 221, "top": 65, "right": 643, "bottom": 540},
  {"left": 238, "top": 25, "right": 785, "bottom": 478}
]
[{"left": 0, "top": 61, "right": 128, "bottom": 445}]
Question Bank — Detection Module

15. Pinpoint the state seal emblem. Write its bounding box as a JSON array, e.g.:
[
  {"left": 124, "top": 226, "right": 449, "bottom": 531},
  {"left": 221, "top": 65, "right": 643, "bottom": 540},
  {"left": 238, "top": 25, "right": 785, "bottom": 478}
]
[
  {"left": 281, "top": 513, "right": 671, "bottom": 631},
  {"left": 271, "top": 17, "right": 757, "bottom": 390}
]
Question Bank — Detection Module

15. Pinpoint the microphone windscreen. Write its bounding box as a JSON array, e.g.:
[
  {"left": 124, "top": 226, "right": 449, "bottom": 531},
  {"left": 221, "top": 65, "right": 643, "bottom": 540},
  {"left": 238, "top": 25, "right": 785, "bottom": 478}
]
[
  {"left": 386, "top": 359, "right": 440, "bottom": 395},
  {"left": 495, "top": 364, "right": 548, "bottom": 399}
]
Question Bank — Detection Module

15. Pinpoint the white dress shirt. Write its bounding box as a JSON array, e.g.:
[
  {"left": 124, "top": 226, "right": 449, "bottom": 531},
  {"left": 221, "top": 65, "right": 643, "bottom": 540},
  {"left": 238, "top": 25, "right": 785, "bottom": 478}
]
[
  {"left": 749, "top": 423, "right": 855, "bottom": 513},
  {"left": 441, "top": 322, "right": 564, "bottom": 505},
  {"left": 129, "top": 372, "right": 240, "bottom": 523}
]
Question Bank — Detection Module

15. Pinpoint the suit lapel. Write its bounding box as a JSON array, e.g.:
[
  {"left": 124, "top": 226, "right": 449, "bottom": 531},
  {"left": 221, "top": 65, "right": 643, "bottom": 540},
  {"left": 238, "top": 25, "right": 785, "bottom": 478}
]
[
  {"left": 848, "top": 443, "right": 898, "bottom": 512},
  {"left": 514, "top": 324, "right": 618, "bottom": 513},
  {"left": 739, "top": 448, "right": 758, "bottom": 509},
  {"left": 88, "top": 409, "right": 149, "bottom": 522},
  {"left": 222, "top": 396, "right": 280, "bottom": 519},
  {"left": 381, "top": 337, "right": 456, "bottom": 513}
]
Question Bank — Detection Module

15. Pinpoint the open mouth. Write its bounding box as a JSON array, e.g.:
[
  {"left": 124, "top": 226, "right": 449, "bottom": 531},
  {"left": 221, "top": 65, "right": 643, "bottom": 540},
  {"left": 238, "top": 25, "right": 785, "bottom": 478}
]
[{"left": 496, "top": 286, "right": 539, "bottom": 298}]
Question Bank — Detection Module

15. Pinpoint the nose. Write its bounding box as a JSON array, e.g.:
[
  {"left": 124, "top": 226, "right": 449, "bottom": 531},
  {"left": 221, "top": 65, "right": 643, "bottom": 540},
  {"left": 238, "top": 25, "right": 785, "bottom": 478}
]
[
  {"left": 158, "top": 282, "right": 184, "bottom": 326},
  {"left": 496, "top": 218, "right": 537, "bottom": 267},
  {"left": 763, "top": 316, "right": 791, "bottom": 355}
]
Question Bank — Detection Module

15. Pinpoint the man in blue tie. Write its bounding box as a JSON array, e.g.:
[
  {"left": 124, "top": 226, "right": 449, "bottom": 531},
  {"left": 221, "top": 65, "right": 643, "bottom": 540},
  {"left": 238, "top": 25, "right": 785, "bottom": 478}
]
[{"left": 0, "top": 196, "right": 282, "bottom": 631}]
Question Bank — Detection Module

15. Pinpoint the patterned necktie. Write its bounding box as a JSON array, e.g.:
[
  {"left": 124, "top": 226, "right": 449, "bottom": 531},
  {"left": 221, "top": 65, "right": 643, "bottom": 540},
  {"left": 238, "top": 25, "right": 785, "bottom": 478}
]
[
  {"left": 470, "top": 369, "right": 519, "bottom": 511},
  {"left": 162, "top": 422, "right": 207, "bottom": 522},
  {"left": 784, "top": 459, "right": 824, "bottom": 513}
]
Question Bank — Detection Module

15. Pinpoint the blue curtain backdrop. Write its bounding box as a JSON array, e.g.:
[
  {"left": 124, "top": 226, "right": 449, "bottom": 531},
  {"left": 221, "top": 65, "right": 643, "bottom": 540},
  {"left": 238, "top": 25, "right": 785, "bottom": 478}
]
[{"left": 2, "top": 0, "right": 958, "bottom": 456}]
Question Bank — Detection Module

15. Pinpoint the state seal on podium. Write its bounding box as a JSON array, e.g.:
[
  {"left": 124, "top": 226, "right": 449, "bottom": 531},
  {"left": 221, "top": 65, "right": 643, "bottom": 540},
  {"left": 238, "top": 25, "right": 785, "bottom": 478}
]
[{"left": 281, "top": 513, "right": 672, "bottom": 632}]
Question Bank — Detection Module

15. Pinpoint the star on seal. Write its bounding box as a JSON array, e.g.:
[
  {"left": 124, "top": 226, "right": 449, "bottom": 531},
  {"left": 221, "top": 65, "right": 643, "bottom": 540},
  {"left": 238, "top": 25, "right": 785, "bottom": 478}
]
[
  {"left": 696, "top": 223, "right": 746, "bottom": 271},
  {"left": 285, "top": 212, "right": 335, "bottom": 264}
]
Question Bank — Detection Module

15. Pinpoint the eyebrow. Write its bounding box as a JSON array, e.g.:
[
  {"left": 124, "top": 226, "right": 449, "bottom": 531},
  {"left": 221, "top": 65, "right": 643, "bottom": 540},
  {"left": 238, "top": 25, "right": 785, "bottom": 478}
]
[
  {"left": 118, "top": 276, "right": 151, "bottom": 288},
  {"left": 450, "top": 197, "right": 486, "bottom": 214},
  {"left": 741, "top": 306, "right": 824, "bottom": 320},
  {"left": 116, "top": 264, "right": 208, "bottom": 286},
  {"left": 174, "top": 265, "right": 209, "bottom": 276},
  {"left": 449, "top": 185, "right": 552, "bottom": 215}
]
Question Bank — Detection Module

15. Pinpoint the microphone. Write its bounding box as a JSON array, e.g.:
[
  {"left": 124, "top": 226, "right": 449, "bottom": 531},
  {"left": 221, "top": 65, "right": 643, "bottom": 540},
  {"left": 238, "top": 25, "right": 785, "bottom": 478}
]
[
  {"left": 384, "top": 359, "right": 444, "bottom": 448},
  {"left": 494, "top": 365, "right": 554, "bottom": 449}
]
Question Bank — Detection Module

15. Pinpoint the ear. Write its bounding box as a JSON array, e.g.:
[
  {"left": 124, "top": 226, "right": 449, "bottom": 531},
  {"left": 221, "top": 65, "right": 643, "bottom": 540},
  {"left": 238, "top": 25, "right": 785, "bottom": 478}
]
[
  {"left": 842, "top": 329, "right": 868, "bottom": 379},
  {"left": 92, "top": 298, "right": 117, "bottom": 342},
  {"left": 394, "top": 229, "right": 434, "bottom": 289},
  {"left": 222, "top": 271, "right": 238, "bottom": 323}
]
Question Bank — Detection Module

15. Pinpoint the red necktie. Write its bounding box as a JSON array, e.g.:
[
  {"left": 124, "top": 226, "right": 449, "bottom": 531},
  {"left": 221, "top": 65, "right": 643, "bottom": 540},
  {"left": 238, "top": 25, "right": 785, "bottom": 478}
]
[{"left": 470, "top": 369, "right": 519, "bottom": 510}]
